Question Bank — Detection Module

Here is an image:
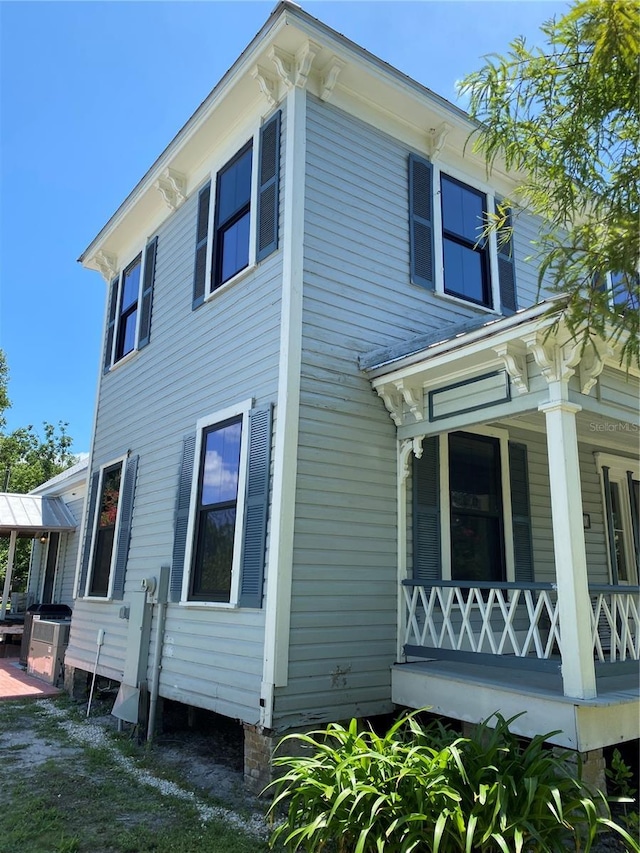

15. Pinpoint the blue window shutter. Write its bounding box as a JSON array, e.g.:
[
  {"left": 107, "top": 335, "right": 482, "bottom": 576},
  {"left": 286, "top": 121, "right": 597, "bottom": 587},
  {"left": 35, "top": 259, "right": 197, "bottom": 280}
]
[
  {"left": 409, "top": 153, "right": 435, "bottom": 289},
  {"left": 412, "top": 436, "right": 441, "bottom": 582},
  {"left": 239, "top": 405, "right": 273, "bottom": 608},
  {"left": 508, "top": 442, "right": 534, "bottom": 582},
  {"left": 78, "top": 472, "right": 100, "bottom": 597},
  {"left": 111, "top": 456, "right": 138, "bottom": 600},
  {"left": 170, "top": 434, "right": 196, "bottom": 602},
  {"left": 103, "top": 276, "right": 119, "bottom": 373},
  {"left": 138, "top": 237, "right": 158, "bottom": 349},
  {"left": 601, "top": 466, "right": 619, "bottom": 585},
  {"left": 192, "top": 184, "right": 210, "bottom": 310},
  {"left": 497, "top": 204, "right": 517, "bottom": 315},
  {"left": 256, "top": 111, "right": 281, "bottom": 263}
]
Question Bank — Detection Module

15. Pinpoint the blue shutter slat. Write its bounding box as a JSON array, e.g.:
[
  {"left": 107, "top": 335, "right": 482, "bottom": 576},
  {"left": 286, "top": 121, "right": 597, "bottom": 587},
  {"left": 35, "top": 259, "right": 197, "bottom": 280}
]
[
  {"left": 78, "top": 472, "right": 100, "bottom": 597},
  {"left": 111, "top": 456, "right": 138, "bottom": 600},
  {"left": 497, "top": 204, "right": 517, "bottom": 315},
  {"left": 508, "top": 442, "right": 534, "bottom": 583},
  {"left": 239, "top": 405, "right": 273, "bottom": 608},
  {"left": 138, "top": 237, "right": 158, "bottom": 349},
  {"left": 103, "top": 276, "right": 119, "bottom": 373},
  {"left": 170, "top": 434, "right": 196, "bottom": 602},
  {"left": 193, "top": 184, "right": 210, "bottom": 310},
  {"left": 409, "top": 153, "right": 435, "bottom": 290},
  {"left": 256, "top": 111, "right": 281, "bottom": 263},
  {"left": 412, "top": 437, "right": 441, "bottom": 582}
]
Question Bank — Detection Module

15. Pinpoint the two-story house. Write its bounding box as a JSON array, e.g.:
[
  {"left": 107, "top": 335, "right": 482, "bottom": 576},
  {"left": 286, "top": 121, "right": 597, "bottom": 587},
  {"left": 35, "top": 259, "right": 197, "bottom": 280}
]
[{"left": 56, "top": 1, "right": 638, "bottom": 787}]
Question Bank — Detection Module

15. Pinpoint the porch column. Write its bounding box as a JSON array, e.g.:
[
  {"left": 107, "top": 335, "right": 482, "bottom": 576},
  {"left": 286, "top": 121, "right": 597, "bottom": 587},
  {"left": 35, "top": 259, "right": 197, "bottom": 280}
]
[
  {"left": 0, "top": 530, "right": 17, "bottom": 621},
  {"left": 539, "top": 394, "right": 596, "bottom": 700}
]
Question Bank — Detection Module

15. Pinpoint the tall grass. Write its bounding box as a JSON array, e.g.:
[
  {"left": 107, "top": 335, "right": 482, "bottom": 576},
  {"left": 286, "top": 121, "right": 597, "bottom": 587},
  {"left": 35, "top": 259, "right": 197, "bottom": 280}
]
[{"left": 266, "top": 711, "right": 639, "bottom": 853}]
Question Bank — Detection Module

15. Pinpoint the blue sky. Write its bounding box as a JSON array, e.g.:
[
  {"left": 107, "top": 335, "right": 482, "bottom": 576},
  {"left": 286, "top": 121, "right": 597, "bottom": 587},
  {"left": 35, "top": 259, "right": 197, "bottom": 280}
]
[{"left": 0, "top": 0, "right": 568, "bottom": 455}]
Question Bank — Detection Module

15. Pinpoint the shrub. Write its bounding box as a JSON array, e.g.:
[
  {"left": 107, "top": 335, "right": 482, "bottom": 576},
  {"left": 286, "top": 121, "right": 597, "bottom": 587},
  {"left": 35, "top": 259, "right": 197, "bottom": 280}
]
[{"left": 265, "top": 711, "right": 639, "bottom": 853}]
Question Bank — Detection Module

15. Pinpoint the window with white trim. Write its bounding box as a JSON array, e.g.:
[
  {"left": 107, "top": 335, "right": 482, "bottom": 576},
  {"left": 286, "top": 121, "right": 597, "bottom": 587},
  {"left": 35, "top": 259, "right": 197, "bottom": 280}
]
[
  {"left": 79, "top": 455, "right": 139, "bottom": 600},
  {"left": 192, "top": 110, "right": 281, "bottom": 310},
  {"left": 595, "top": 453, "right": 639, "bottom": 585},
  {"left": 413, "top": 428, "right": 533, "bottom": 585},
  {"left": 408, "top": 154, "right": 517, "bottom": 315},
  {"left": 170, "top": 401, "right": 273, "bottom": 607},
  {"left": 104, "top": 237, "right": 158, "bottom": 372}
]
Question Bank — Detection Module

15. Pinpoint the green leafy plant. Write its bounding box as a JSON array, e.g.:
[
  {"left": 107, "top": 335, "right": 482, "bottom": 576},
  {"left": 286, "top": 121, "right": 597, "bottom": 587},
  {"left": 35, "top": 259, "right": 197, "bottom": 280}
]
[
  {"left": 606, "top": 747, "right": 639, "bottom": 838},
  {"left": 265, "top": 711, "right": 639, "bottom": 853}
]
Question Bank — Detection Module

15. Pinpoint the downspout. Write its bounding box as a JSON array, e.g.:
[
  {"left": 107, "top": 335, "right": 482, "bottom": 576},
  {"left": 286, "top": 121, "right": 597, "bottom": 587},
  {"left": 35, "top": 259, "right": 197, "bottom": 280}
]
[{"left": 147, "top": 564, "right": 170, "bottom": 742}]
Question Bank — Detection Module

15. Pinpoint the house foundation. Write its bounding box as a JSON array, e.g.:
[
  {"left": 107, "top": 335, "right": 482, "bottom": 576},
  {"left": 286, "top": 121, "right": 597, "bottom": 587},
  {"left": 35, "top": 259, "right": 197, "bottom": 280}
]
[
  {"left": 243, "top": 723, "right": 279, "bottom": 793},
  {"left": 64, "top": 663, "right": 89, "bottom": 702}
]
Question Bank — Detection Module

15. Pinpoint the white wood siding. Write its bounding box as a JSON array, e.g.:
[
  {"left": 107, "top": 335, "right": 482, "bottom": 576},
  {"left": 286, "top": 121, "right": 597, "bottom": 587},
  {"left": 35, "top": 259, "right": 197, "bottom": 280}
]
[{"left": 66, "top": 110, "right": 285, "bottom": 723}]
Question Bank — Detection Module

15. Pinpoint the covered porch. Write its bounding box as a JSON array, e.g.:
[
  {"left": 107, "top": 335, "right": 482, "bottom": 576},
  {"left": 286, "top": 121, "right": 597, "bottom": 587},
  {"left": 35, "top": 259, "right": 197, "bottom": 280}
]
[{"left": 363, "top": 299, "right": 639, "bottom": 751}]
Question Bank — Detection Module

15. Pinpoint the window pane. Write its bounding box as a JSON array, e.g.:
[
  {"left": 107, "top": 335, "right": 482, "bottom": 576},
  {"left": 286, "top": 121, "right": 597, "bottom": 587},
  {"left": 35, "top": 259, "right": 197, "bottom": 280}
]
[
  {"left": 218, "top": 147, "right": 252, "bottom": 224},
  {"left": 98, "top": 466, "right": 121, "bottom": 528},
  {"left": 90, "top": 527, "right": 115, "bottom": 596},
  {"left": 119, "top": 311, "right": 138, "bottom": 358},
  {"left": 220, "top": 212, "right": 250, "bottom": 284},
  {"left": 192, "top": 507, "right": 236, "bottom": 600},
  {"left": 610, "top": 482, "right": 628, "bottom": 582},
  {"left": 201, "top": 421, "right": 241, "bottom": 506},
  {"left": 443, "top": 238, "right": 487, "bottom": 304},
  {"left": 451, "top": 515, "right": 503, "bottom": 584},
  {"left": 121, "top": 259, "right": 141, "bottom": 311},
  {"left": 441, "top": 176, "right": 484, "bottom": 243},
  {"left": 449, "top": 433, "right": 504, "bottom": 583}
]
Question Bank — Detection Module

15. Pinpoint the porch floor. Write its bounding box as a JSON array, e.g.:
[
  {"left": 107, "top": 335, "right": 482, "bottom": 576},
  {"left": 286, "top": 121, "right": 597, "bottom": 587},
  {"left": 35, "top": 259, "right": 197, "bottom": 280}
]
[
  {"left": 0, "top": 649, "right": 62, "bottom": 701},
  {"left": 392, "top": 659, "right": 639, "bottom": 751}
]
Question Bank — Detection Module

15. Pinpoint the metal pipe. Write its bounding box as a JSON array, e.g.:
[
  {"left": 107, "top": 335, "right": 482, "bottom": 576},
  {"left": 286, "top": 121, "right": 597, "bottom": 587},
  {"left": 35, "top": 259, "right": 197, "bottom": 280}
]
[
  {"left": 147, "top": 564, "right": 169, "bottom": 742},
  {"left": 86, "top": 628, "right": 105, "bottom": 717}
]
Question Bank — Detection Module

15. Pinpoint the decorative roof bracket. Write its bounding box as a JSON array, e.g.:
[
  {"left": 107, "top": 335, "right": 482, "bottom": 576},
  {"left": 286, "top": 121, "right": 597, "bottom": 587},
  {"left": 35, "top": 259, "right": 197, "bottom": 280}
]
[
  {"left": 320, "top": 56, "right": 346, "bottom": 101},
  {"left": 400, "top": 436, "right": 424, "bottom": 482},
  {"left": 493, "top": 341, "right": 528, "bottom": 394},
  {"left": 155, "top": 168, "right": 186, "bottom": 211},
  {"left": 93, "top": 250, "right": 118, "bottom": 283},
  {"left": 426, "top": 122, "right": 451, "bottom": 159}
]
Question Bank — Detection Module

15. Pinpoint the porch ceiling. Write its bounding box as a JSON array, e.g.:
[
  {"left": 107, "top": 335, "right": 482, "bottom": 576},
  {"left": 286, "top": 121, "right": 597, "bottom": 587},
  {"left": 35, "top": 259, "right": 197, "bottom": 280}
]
[{"left": 0, "top": 493, "right": 77, "bottom": 537}]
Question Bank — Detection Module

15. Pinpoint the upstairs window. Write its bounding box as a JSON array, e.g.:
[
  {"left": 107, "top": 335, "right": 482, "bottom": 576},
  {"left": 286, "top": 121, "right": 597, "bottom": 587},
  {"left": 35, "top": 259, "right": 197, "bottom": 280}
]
[
  {"left": 213, "top": 144, "right": 253, "bottom": 289},
  {"left": 104, "top": 237, "right": 158, "bottom": 372},
  {"left": 441, "top": 175, "right": 490, "bottom": 307},
  {"left": 192, "top": 110, "right": 281, "bottom": 309},
  {"left": 89, "top": 462, "right": 122, "bottom": 597},
  {"left": 115, "top": 255, "right": 141, "bottom": 361},
  {"left": 408, "top": 154, "right": 517, "bottom": 315}
]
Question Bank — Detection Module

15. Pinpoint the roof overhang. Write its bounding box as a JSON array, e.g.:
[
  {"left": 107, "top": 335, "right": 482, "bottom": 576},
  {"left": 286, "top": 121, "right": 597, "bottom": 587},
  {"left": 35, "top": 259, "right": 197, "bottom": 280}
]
[
  {"left": 0, "top": 493, "right": 78, "bottom": 538},
  {"left": 363, "top": 299, "right": 638, "bottom": 438},
  {"left": 79, "top": 1, "right": 517, "bottom": 279}
]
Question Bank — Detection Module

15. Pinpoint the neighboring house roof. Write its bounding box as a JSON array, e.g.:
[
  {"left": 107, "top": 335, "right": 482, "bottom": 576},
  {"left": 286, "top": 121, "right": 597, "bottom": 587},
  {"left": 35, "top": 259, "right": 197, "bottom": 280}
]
[
  {"left": 29, "top": 457, "right": 89, "bottom": 497},
  {"left": 0, "top": 493, "right": 78, "bottom": 537}
]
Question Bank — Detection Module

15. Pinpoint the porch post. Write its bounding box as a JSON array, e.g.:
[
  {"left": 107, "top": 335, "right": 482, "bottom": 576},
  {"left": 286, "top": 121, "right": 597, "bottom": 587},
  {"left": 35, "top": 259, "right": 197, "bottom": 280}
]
[
  {"left": 0, "top": 530, "right": 17, "bottom": 621},
  {"left": 539, "top": 392, "right": 596, "bottom": 699}
]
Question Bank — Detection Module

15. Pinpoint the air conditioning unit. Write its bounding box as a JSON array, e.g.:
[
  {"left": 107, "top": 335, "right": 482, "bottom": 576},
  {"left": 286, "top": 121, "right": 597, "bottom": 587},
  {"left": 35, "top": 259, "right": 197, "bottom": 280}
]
[{"left": 27, "top": 619, "right": 71, "bottom": 686}]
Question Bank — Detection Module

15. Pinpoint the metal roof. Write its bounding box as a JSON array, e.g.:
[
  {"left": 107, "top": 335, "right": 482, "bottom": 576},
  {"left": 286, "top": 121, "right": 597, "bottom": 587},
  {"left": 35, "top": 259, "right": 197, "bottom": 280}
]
[{"left": 0, "top": 493, "right": 78, "bottom": 537}]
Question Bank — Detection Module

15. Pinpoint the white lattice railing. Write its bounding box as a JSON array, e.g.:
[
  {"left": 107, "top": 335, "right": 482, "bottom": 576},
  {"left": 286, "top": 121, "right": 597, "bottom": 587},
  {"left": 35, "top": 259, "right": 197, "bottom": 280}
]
[
  {"left": 403, "top": 581, "right": 640, "bottom": 665},
  {"left": 590, "top": 585, "right": 640, "bottom": 662},
  {"left": 402, "top": 581, "right": 560, "bottom": 661}
]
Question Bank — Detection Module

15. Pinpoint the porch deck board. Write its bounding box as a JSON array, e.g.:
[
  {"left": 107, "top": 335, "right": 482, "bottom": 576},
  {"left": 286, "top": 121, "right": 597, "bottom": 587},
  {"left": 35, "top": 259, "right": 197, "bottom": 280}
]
[{"left": 398, "top": 659, "right": 639, "bottom": 705}]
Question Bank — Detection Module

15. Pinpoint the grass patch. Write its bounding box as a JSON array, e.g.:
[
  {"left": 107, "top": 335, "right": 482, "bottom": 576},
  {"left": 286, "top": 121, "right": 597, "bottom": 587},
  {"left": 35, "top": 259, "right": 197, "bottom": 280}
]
[{"left": 0, "top": 699, "right": 272, "bottom": 853}]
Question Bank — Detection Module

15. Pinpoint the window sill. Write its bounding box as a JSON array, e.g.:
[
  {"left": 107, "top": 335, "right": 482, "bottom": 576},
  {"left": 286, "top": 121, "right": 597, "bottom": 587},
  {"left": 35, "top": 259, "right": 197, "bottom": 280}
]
[
  {"left": 205, "top": 263, "right": 257, "bottom": 304},
  {"left": 178, "top": 599, "right": 238, "bottom": 611},
  {"left": 106, "top": 348, "right": 138, "bottom": 373},
  {"left": 433, "top": 289, "right": 500, "bottom": 316}
]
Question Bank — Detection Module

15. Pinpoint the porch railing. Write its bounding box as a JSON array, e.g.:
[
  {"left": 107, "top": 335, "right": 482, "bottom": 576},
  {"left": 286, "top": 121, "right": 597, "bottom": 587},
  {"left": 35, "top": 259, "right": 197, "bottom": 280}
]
[
  {"left": 402, "top": 580, "right": 640, "bottom": 666},
  {"left": 590, "top": 585, "right": 640, "bottom": 662}
]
